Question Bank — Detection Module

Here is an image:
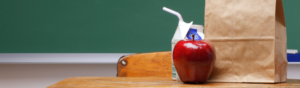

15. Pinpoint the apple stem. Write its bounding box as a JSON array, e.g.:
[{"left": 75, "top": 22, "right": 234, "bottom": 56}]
[{"left": 192, "top": 34, "right": 195, "bottom": 41}]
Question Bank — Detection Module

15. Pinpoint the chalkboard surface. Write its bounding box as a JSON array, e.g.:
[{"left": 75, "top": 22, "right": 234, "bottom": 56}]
[{"left": 0, "top": 0, "right": 299, "bottom": 53}]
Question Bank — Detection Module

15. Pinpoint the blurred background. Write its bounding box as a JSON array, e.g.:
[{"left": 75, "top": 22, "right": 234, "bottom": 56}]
[{"left": 0, "top": 0, "right": 299, "bottom": 88}]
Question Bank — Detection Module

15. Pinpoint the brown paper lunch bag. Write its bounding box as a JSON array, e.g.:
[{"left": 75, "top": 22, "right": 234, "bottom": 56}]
[{"left": 205, "top": 0, "right": 287, "bottom": 83}]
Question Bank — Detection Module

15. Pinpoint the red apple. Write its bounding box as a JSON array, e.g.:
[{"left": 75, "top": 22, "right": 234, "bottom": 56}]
[{"left": 173, "top": 36, "right": 215, "bottom": 84}]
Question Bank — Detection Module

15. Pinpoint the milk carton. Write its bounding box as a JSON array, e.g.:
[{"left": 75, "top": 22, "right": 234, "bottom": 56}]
[
  {"left": 171, "top": 24, "right": 204, "bottom": 80},
  {"left": 163, "top": 7, "right": 204, "bottom": 80}
]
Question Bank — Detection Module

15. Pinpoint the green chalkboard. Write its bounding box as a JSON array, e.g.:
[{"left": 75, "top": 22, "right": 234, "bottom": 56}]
[
  {"left": 283, "top": 0, "right": 300, "bottom": 52},
  {"left": 0, "top": 0, "right": 299, "bottom": 53}
]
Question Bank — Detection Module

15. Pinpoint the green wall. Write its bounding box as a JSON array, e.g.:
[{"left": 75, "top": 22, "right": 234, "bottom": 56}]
[{"left": 0, "top": 0, "right": 298, "bottom": 53}]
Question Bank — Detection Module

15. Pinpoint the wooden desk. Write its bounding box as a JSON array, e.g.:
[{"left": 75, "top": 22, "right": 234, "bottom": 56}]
[{"left": 48, "top": 77, "right": 300, "bottom": 88}]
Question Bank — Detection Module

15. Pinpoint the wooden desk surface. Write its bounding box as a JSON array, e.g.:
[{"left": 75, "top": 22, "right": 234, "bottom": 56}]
[{"left": 48, "top": 77, "right": 300, "bottom": 88}]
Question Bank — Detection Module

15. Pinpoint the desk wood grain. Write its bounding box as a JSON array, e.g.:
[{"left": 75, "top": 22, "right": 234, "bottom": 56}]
[{"left": 48, "top": 77, "right": 300, "bottom": 88}]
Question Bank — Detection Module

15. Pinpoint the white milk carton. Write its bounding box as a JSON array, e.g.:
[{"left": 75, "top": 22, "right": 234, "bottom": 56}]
[
  {"left": 163, "top": 7, "right": 204, "bottom": 80},
  {"left": 171, "top": 24, "right": 204, "bottom": 81}
]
